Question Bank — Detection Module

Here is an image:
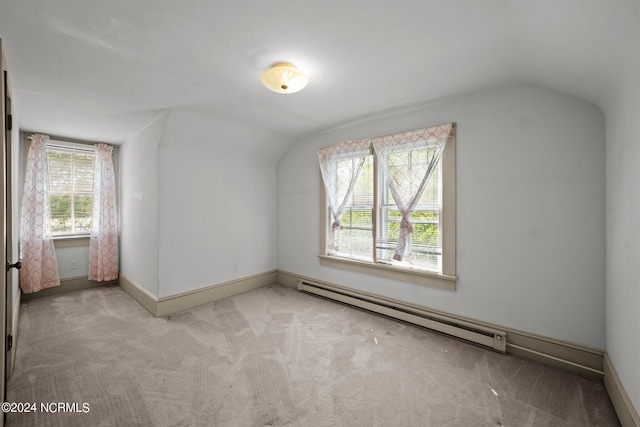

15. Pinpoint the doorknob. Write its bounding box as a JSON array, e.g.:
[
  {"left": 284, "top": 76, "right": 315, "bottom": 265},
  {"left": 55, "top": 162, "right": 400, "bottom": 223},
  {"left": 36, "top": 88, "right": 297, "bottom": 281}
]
[{"left": 6, "top": 261, "right": 21, "bottom": 271}]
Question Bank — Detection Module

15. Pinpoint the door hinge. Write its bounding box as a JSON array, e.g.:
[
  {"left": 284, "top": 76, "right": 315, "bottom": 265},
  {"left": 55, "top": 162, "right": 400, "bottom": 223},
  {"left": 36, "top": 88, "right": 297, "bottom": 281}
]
[
  {"left": 7, "top": 114, "right": 12, "bottom": 131},
  {"left": 7, "top": 334, "right": 12, "bottom": 350}
]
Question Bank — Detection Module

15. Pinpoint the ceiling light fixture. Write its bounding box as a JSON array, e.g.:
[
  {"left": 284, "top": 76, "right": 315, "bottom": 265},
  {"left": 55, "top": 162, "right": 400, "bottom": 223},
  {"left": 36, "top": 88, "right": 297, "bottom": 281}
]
[{"left": 260, "top": 62, "right": 308, "bottom": 94}]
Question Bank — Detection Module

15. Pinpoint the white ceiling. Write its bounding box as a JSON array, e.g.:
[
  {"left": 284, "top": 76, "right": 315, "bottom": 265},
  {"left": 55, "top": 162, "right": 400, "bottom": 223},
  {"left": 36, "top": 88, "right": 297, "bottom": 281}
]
[{"left": 1, "top": 0, "right": 639, "bottom": 145}]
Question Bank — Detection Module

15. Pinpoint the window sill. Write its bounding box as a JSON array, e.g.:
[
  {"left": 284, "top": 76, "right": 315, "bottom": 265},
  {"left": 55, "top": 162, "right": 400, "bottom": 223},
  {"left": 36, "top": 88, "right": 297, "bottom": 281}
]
[
  {"left": 318, "top": 254, "right": 456, "bottom": 291},
  {"left": 53, "top": 235, "right": 90, "bottom": 248}
]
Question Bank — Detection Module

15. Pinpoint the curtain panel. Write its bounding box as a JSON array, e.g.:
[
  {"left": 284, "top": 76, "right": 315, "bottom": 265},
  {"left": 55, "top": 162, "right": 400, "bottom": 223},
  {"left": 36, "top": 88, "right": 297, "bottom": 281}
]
[
  {"left": 88, "top": 143, "right": 119, "bottom": 281},
  {"left": 19, "top": 134, "right": 60, "bottom": 293},
  {"left": 317, "top": 140, "right": 371, "bottom": 254}
]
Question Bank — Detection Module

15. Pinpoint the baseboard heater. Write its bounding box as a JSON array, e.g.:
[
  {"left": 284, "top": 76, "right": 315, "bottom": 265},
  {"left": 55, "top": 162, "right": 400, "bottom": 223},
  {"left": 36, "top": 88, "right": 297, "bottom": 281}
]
[{"left": 298, "top": 280, "right": 507, "bottom": 353}]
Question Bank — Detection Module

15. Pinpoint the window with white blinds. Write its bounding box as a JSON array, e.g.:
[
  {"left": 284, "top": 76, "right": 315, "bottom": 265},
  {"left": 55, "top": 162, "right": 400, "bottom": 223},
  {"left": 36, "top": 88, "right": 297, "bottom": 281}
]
[
  {"left": 45, "top": 144, "right": 95, "bottom": 236},
  {"left": 377, "top": 146, "right": 443, "bottom": 271},
  {"left": 331, "top": 155, "right": 375, "bottom": 261},
  {"left": 318, "top": 124, "right": 456, "bottom": 288}
]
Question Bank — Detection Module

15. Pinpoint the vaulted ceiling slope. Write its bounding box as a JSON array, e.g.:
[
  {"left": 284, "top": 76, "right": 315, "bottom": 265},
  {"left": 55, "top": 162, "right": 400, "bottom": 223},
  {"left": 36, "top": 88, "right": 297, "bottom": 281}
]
[{"left": 0, "top": 0, "right": 639, "bottom": 146}]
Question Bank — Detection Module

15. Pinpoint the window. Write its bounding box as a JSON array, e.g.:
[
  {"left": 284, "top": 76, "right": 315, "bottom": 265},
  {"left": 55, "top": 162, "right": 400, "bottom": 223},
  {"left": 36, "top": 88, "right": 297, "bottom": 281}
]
[
  {"left": 45, "top": 143, "right": 96, "bottom": 236},
  {"left": 318, "top": 124, "right": 456, "bottom": 290},
  {"left": 328, "top": 154, "right": 374, "bottom": 261}
]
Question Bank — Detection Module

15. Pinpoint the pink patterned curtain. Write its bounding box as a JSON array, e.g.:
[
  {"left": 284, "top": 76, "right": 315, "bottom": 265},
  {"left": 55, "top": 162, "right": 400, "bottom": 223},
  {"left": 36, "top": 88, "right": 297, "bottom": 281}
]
[
  {"left": 88, "top": 143, "right": 119, "bottom": 281},
  {"left": 371, "top": 124, "right": 453, "bottom": 261},
  {"left": 317, "top": 140, "right": 371, "bottom": 254},
  {"left": 20, "top": 134, "right": 60, "bottom": 293}
]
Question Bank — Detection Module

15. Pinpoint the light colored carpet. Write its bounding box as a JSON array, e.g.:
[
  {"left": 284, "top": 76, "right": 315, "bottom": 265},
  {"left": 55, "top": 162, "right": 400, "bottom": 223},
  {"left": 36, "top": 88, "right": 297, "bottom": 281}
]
[{"left": 6, "top": 283, "right": 619, "bottom": 426}]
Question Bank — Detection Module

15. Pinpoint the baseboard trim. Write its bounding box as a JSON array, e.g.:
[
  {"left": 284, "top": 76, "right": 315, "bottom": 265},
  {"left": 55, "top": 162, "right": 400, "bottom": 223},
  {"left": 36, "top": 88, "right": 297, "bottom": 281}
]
[
  {"left": 119, "top": 274, "right": 159, "bottom": 317},
  {"left": 276, "top": 269, "right": 604, "bottom": 378},
  {"left": 506, "top": 342, "right": 603, "bottom": 377},
  {"left": 21, "top": 276, "right": 116, "bottom": 300},
  {"left": 156, "top": 270, "right": 277, "bottom": 317},
  {"left": 604, "top": 352, "right": 640, "bottom": 427},
  {"left": 276, "top": 270, "right": 303, "bottom": 289},
  {"left": 119, "top": 270, "right": 278, "bottom": 318}
]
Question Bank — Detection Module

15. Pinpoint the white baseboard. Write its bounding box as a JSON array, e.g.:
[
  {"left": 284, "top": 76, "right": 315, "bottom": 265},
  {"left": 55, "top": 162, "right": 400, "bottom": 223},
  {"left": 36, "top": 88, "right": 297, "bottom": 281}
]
[
  {"left": 156, "top": 270, "right": 277, "bottom": 317},
  {"left": 119, "top": 270, "right": 277, "bottom": 318},
  {"left": 119, "top": 274, "right": 159, "bottom": 316},
  {"left": 604, "top": 352, "right": 640, "bottom": 427},
  {"left": 276, "top": 269, "right": 604, "bottom": 378},
  {"left": 21, "top": 276, "right": 116, "bottom": 301}
]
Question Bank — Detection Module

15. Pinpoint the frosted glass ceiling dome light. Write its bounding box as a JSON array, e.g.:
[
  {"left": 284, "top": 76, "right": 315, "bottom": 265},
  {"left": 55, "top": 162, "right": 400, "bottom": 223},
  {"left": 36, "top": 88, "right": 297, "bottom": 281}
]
[{"left": 260, "top": 62, "right": 308, "bottom": 94}]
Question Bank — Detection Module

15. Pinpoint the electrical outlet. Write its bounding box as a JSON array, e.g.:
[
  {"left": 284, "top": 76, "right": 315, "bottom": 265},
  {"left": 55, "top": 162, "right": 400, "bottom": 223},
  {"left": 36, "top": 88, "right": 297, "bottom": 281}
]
[
  {"left": 233, "top": 264, "right": 239, "bottom": 273},
  {"left": 71, "top": 260, "right": 78, "bottom": 270}
]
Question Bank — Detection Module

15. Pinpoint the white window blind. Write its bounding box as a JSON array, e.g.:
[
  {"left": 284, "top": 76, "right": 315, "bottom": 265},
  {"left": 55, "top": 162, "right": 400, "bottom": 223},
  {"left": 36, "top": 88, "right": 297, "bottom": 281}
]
[
  {"left": 377, "top": 145, "right": 443, "bottom": 271},
  {"left": 45, "top": 143, "right": 96, "bottom": 236},
  {"left": 331, "top": 155, "right": 374, "bottom": 261}
]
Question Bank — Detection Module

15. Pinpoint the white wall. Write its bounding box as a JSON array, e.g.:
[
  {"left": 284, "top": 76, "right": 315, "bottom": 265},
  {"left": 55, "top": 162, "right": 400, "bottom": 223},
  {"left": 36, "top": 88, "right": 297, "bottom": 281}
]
[
  {"left": 277, "top": 84, "right": 606, "bottom": 349},
  {"left": 55, "top": 246, "right": 90, "bottom": 279},
  {"left": 157, "top": 108, "right": 284, "bottom": 298},
  {"left": 119, "top": 112, "right": 168, "bottom": 297},
  {"left": 606, "top": 85, "right": 640, "bottom": 411}
]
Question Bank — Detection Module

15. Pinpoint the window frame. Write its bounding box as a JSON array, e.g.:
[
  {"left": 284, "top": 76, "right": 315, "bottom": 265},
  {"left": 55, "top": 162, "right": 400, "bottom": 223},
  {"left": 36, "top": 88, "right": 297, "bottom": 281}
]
[
  {"left": 23, "top": 137, "right": 96, "bottom": 241},
  {"left": 318, "top": 125, "right": 457, "bottom": 291},
  {"left": 45, "top": 140, "right": 96, "bottom": 238}
]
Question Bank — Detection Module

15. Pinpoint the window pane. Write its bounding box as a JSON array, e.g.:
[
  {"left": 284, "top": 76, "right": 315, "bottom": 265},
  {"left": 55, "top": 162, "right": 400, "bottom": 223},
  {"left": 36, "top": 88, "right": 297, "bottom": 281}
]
[
  {"left": 332, "top": 156, "right": 374, "bottom": 260},
  {"left": 46, "top": 146, "right": 96, "bottom": 235},
  {"left": 385, "top": 147, "right": 442, "bottom": 206},
  {"left": 351, "top": 156, "right": 374, "bottom": 205},
  {"left": 378, "top": 208, "right": 400, "bottom": 262},
  {"left": 49, "top": 194, "right": 72, "bottom": 234},
  {"left": 74, "top": 195, "right": 93, "bottom": 233},
  {"left": 47, "top": 151, "right": 73, "bottom": 192},
  {"left": 377, "top": 207, "right": 441, "bottom": 270},
  {"left": 335, "top": 207, "right": 373, "bottom": 260},
  {"left": 418, "top": 154, "right": 441, "bottom": 206},
  {"left": 74, "top": 154, "right": 95, "bottom": 192},
  {"left": 410, "top": 209, "right": 440, "bottom": 270}
]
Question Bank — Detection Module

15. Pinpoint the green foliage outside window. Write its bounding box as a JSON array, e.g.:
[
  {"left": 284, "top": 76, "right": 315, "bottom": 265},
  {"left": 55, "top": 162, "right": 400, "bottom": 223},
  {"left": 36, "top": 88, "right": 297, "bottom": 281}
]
[{"left": 385, "top": 210, "right": 439, "bottom": 246}]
